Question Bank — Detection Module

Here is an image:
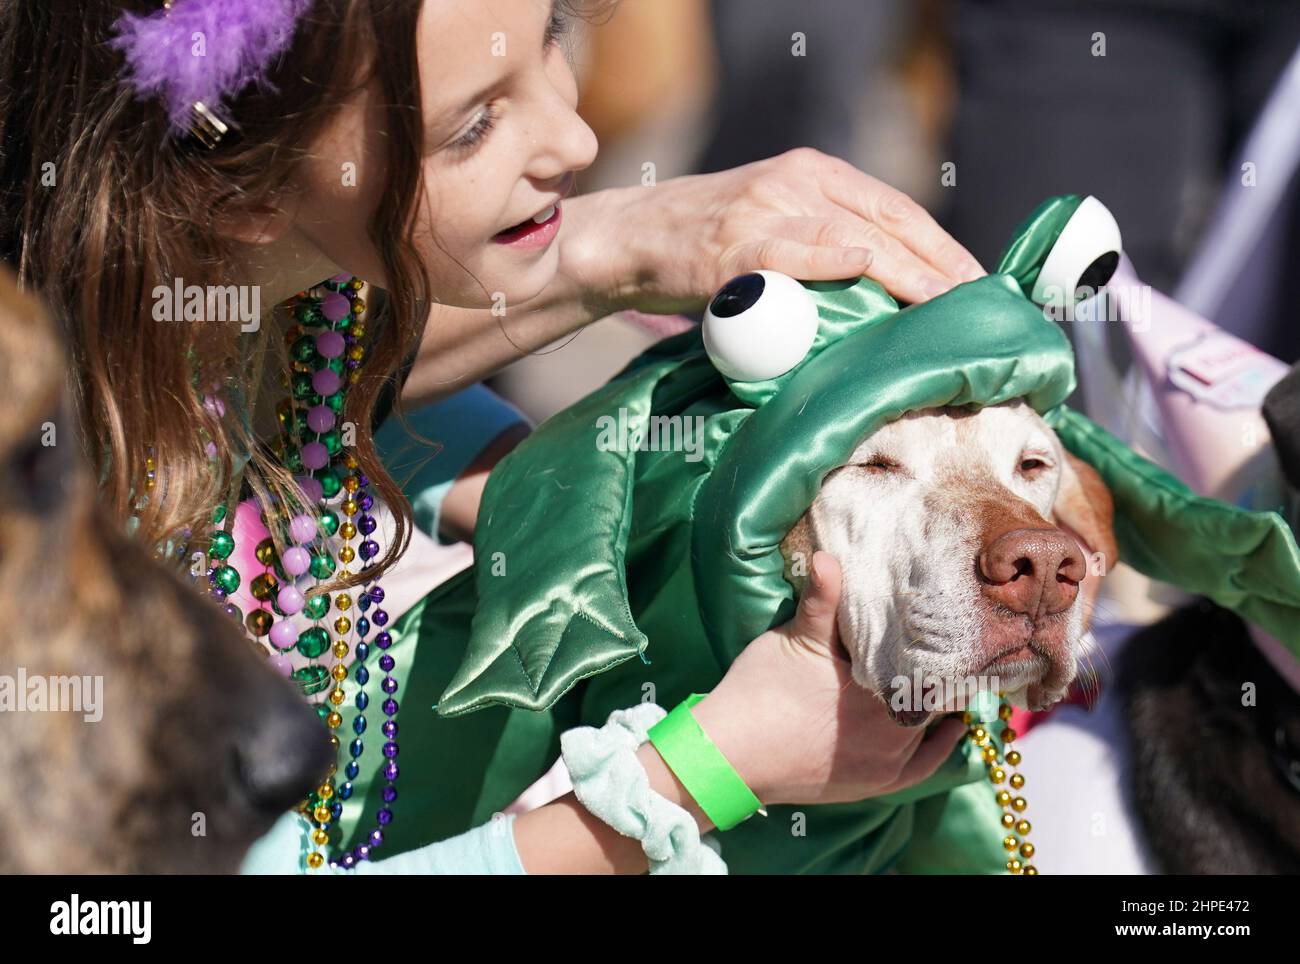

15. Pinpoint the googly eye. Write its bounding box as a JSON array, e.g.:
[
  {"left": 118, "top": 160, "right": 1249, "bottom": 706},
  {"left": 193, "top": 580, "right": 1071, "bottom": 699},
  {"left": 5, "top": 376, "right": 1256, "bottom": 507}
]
[
  {"left": 702, "top": 270, "right": 819, "bottom": 381},
  {"left": 1030, "top": 196, "right": 1122, "bottom": 309}
]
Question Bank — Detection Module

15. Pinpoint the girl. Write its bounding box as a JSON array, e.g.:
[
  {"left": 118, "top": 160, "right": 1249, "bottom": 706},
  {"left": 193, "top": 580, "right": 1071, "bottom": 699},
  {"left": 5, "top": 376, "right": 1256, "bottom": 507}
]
[{"left": 0, "top": 0, "right": 982, "bottom": 873}]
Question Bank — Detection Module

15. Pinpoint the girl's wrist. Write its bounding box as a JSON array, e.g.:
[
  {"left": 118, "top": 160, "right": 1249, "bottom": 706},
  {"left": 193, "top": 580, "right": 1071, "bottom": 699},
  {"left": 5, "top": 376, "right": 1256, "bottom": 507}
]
[
  {"left": 557, "top": 188, "right": 647, "bottom": 318},
  {"left": 634, "top": 742, "right": 716, "bottom": 834},
  {"left": 665, "top": 689, "right": 776, "bottom": 810}
]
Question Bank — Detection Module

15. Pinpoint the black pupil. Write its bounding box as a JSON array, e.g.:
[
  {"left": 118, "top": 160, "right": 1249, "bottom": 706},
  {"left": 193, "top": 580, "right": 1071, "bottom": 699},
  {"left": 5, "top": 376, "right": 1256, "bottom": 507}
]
[
  {"left": 1076, "top": 250, "right": 1119, "bottom": 297},
  {"left": 709, "top": 273, "right": 766, "bottom": 318}
]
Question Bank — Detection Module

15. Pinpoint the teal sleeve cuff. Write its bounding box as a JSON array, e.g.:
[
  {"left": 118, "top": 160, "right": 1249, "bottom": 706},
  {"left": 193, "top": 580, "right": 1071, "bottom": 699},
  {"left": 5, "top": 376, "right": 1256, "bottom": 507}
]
[
  {"left": 239, "top": 811, "right": 526, "bottom": 875},
  {"left": 374, "top": 383, "right": 528, "bottom": 542},
  {"left": 239, "top": 811, "right": 314, "bottom": 875},
  {"left": 352, "top": 815, "right": 525, "bottom": 875},
  {"left": 561, "top": 703, "right": 727, "bottom": 874}
]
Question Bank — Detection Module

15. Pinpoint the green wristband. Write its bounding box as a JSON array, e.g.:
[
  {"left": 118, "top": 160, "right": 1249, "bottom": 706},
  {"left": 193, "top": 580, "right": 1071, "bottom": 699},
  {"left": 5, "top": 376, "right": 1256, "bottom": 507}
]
[{"left": 647, "top": 693, "right": 763, "bottom": 831}]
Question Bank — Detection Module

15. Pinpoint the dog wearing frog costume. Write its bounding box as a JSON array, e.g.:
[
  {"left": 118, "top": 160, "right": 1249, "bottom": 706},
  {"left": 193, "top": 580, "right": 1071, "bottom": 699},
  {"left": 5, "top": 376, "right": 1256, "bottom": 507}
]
[{"left": 330, "top": 196, "right": 1300, "bottom": 873}]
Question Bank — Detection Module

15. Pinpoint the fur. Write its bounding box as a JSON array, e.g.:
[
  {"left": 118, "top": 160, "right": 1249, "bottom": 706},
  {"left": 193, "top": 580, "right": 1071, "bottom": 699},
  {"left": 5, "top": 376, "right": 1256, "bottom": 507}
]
[{"left": 1118, "top": 600, "right": 1300, "bottom": 874}]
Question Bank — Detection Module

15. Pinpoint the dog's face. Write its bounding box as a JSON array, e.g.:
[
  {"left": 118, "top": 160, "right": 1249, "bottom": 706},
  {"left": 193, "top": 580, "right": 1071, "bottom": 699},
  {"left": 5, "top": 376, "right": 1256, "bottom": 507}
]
[
  {"left": 784, "top": 400, "right": 1117, "bottom": 722},
  {"left": 0, "top": 274, "right": 332, "bottom": 872}
]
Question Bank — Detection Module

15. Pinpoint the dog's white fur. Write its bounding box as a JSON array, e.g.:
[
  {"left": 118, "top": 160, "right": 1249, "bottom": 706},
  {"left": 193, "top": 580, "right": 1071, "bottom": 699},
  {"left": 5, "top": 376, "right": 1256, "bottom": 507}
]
[{"left": 784, "top": 400, "right": 1116, "bottom": 721}]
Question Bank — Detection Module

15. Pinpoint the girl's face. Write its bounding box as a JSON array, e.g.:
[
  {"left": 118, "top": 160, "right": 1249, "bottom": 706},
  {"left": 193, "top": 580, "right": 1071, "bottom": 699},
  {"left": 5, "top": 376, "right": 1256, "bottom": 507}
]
[{"left": 292, "top": 0, "right": 598, "bottom": 308}]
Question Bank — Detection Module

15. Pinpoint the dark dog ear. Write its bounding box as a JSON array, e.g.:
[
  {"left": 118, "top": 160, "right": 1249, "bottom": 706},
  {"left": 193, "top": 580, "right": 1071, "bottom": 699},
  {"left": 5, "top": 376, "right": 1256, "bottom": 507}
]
[
  {"left": 1052, "top": 449, "right": 1119, "bottom": 630},
  {"left": 1262, "top": 361, "right": 1300, "bottom": 490}
]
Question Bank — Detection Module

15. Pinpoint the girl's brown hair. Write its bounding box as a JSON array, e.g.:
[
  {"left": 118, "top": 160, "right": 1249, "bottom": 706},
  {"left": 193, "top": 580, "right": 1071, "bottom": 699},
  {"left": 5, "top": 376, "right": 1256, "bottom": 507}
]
[{"left": 0, "top": 0, "right": 428, "bottom": 580}]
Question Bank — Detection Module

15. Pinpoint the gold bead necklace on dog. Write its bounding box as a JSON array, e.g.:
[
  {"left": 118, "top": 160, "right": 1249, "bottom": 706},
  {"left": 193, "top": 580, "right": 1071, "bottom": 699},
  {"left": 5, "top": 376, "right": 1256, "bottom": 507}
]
[{"left": 966, "top": 695, "right": 1038, "bottom": 875}]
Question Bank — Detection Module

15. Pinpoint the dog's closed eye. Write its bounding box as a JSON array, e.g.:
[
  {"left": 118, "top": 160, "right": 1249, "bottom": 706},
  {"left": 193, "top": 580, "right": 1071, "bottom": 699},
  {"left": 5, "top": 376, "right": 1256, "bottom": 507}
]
[
  {"left": 851, "top": 454, "right": 904, "bottom": 474},
  {"left": 1017, "top": 455, "right": 1054, "bottom": 477}
]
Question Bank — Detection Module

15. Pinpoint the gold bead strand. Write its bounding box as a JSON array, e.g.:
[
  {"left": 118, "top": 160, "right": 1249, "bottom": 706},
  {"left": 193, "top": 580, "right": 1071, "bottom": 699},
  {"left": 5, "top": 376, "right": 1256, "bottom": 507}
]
[{"left": 969, "top": 695, "right": 1039, "bottom": 875}]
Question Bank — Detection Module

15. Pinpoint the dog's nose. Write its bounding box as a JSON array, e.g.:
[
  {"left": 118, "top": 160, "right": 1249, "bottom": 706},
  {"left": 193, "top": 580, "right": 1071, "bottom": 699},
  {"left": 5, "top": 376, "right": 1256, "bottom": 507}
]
[
  {"left": 978, "top": 527, "right": 1083, "bottom": 618},
  {"left": 232, "top": 696, "right": 335, "bottom": 816}
]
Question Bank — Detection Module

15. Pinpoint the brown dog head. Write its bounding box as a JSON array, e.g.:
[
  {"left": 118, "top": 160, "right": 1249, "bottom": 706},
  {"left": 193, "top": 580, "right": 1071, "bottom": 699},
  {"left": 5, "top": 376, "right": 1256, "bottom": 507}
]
[{"left": 0, "top": 271, "right": 331, "bottom": 872}]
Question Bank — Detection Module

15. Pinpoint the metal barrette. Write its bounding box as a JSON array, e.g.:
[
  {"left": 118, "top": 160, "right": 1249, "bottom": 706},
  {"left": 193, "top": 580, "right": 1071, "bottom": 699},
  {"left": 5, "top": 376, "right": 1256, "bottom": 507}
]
[{"left": 188, "top": 101, "right": 230, "bottom": 150}]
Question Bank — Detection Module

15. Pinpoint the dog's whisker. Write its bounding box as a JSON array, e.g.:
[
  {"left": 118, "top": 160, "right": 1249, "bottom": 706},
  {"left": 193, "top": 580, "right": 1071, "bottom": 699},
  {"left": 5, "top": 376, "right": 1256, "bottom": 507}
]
[
  {"left": 1075, "top": 654, "right": 1104, "bottom": 704},
  {"left": 1083, "top": 643, "right": 1115, "bottom": 688}
]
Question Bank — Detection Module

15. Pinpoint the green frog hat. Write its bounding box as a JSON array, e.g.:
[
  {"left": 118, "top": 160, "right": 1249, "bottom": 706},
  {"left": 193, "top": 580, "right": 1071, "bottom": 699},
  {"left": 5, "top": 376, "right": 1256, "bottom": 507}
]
[{"left": 389, "top": 196, "right": 1300, "bottom": 874}]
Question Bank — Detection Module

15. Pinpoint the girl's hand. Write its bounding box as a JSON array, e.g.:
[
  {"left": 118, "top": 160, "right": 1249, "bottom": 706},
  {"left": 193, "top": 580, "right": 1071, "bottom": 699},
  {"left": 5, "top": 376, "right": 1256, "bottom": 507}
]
[
  {"left": 564, "top": 148, "right": 986, "bottom": 314},
  {"left": 689, "top": 551, "right": 967, "bottom": 807}
]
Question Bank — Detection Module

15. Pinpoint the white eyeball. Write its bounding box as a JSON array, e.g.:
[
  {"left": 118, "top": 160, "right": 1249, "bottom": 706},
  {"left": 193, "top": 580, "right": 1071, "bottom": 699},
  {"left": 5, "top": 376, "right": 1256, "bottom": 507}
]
[
  {"left": 702, "top": 270, "right": 819, "bottom": 382},
  {"left": 1031, "top": 196, "right": 1123, "bottom": 307}
]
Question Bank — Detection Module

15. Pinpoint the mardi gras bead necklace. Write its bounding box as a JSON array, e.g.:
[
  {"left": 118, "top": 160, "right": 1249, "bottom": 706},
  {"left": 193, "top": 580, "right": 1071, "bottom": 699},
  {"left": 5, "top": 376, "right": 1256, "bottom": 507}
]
[
  {"left": 178, "top": 274, "right": 399, "bottom": 870},
  {"left": 965, "top": 692, "right": 1038, "bottom": 875}
]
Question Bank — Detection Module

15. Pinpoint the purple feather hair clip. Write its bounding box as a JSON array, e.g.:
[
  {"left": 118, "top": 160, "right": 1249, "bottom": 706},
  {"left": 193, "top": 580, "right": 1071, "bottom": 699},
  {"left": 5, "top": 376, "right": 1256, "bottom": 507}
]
[{"left": 110, "top": 0, "right": 315, "bottom": 143}]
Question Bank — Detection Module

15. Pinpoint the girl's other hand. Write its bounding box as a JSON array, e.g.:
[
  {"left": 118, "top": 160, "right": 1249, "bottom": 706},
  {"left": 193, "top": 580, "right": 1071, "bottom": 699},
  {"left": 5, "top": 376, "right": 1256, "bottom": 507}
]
[
  {"left": 689, "top": 550, "right": 967, "bottom": 807},
  {"left": 565, "top": 148, "right": 986, "bottom": 314}
]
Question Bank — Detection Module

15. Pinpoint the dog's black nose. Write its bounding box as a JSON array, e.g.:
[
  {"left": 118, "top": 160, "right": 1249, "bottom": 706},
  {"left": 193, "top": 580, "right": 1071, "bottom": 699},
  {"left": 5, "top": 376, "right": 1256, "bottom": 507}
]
[{"left": 233, "top": 696, "right": 334, "bottom": 816}]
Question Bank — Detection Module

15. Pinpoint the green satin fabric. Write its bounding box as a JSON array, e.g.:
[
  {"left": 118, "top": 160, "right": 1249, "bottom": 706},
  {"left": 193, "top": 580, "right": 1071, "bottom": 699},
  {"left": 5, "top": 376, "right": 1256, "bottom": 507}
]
[
  {"left": 1045, "top": 406, "right": 1300, "bottom": 643},
  {"left": 360, "top": 194, "right": 1300, "bottom": 873},
  {"left": 997, "top": 194, "right": 1082, "bottom": 296},
  {"left": 334, "top": 569, "right": 580, "bottom": 856}
]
